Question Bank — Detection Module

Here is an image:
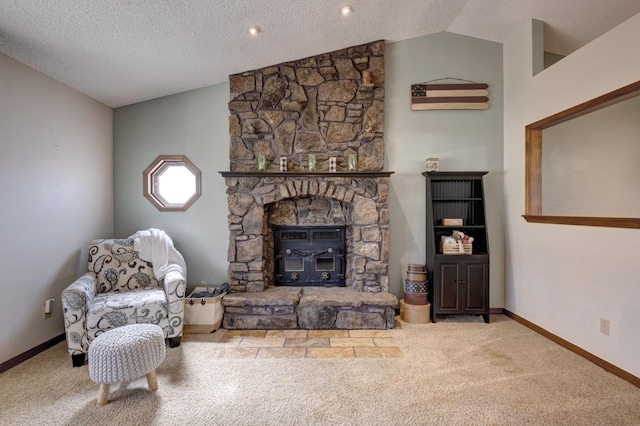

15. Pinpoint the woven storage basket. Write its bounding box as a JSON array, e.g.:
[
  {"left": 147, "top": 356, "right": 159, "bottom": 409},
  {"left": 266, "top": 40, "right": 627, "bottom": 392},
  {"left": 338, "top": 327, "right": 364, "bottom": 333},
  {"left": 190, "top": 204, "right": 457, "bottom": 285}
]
[
  {"left": 407, "top": 264, "right": 426, "bottom": 272},
  {"left": 404, "top": 291, "right": 428, "bottom": 305},
  {"left": 405, "top": 280, "right": 427, "bottom": 293},
  {"left": 400, "top": 300, "right": 430, "bottom": 323},
  {"left": 406, "top": 270, "right": 427, "bottom": 281},
  {"left": 440, "top": 241, "right": 472, "bottom": 255},
  {"left": 184, "top": 287, "right": 227, "bottom": 333}
]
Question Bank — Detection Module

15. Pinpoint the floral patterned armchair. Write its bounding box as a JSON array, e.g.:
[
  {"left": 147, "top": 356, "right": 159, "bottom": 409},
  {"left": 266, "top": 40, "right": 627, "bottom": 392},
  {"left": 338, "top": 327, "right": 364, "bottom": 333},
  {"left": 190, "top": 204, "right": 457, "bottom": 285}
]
[{"left": 62, "top": 235, "right": 186, "bottom": 367}]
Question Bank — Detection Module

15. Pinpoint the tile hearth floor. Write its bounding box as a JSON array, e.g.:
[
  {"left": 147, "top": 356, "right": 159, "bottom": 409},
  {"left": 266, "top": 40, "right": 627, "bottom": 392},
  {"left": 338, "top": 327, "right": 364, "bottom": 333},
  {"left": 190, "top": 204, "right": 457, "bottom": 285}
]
[{"left": 184, "top": 329, "right": 403, "bottom": 359}]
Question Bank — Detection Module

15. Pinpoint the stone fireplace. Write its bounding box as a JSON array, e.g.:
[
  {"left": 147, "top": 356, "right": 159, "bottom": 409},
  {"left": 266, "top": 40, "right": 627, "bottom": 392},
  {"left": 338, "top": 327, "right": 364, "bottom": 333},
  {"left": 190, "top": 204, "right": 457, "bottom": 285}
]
[
  {"left": 220, "top": 40, "right": 397, "bottom": 329},
  {"left": 222, "top": 172, "right": 391, "bottom": 293}
]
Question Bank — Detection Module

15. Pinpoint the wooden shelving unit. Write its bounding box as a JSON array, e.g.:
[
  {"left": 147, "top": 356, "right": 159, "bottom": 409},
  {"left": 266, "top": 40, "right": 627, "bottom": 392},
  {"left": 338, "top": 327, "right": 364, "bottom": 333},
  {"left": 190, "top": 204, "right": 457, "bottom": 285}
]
[{"left": 423, "top": 171, "right": 490, "bottom": 323}]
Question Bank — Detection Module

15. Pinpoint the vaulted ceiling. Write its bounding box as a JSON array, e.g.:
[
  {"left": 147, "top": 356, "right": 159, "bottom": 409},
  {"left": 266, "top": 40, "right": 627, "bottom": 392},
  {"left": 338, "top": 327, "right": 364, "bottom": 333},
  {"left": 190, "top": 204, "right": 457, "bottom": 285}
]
[{"left": 1, "top": 0, "right": 638, "bottom": 107}]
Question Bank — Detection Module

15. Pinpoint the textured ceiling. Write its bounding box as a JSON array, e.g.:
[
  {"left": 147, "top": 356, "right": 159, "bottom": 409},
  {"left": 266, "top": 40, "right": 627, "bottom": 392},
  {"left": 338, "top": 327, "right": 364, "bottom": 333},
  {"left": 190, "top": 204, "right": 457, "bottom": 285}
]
[{"left": 1, "top": 0, "right": 639, "bottom": 107}]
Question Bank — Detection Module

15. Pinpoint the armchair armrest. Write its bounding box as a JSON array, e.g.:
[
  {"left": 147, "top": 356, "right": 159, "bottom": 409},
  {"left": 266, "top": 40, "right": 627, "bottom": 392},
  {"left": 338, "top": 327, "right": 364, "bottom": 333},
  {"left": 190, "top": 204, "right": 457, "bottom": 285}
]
[
  {"left": 162, "top": 270, "right": 186, "bottom": 338},
  {"left": 61, "top": 272, "right": 97, "bottom": 355}
]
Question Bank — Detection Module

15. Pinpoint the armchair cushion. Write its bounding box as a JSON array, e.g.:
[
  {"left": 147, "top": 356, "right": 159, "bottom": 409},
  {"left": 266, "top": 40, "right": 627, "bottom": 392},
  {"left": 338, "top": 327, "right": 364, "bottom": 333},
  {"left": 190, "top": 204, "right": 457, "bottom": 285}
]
[
  {"left": 88, "top": 239, "right": 159, "bottom": 293},
  {"left": 86, "top": 288, "right": 168, "bottom": 342}
]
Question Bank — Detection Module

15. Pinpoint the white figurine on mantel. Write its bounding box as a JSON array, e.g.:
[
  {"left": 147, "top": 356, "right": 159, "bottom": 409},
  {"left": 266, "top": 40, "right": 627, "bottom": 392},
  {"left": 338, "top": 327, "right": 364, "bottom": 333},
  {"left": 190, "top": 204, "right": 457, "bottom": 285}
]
[{"left": 425, "top": 158, "right": 439, "bottom": 172}]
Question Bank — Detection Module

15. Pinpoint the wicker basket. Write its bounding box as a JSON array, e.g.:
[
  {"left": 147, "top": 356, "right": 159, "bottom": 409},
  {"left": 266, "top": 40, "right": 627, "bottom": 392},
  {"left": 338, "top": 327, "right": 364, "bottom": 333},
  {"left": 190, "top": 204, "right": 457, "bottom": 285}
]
[
  {"left": 400, "top": 300, "right": 430, "bottom": 324},
  {"left": 440, "top": 241, "right": 472, "bottom": 255}
]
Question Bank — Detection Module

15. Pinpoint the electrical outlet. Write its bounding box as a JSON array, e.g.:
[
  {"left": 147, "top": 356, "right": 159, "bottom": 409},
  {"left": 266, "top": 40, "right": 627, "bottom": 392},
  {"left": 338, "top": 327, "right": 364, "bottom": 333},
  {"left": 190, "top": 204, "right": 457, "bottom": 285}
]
[
  {"left": 200, "top": 280, "right": 206, "bottom": 287},
  {"left": 600, "top": 318, "right": 610, "bottom": 335},
  {"left": 43, "top": 298, "right": 55, "bottom": 319}
]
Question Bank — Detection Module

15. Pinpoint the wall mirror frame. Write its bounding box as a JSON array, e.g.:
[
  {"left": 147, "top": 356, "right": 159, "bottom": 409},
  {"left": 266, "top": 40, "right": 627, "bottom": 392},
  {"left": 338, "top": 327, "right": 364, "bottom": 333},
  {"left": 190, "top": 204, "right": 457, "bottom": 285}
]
[{"left": 524, "top": 80, "right": 640, "bottom": 229}]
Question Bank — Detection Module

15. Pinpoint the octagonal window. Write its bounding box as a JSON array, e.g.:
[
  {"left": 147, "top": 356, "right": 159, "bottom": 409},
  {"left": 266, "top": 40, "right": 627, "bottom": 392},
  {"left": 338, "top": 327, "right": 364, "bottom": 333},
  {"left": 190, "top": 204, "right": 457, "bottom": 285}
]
[{"left": 144, "top": 155, "right": 201, "bottom": 211}]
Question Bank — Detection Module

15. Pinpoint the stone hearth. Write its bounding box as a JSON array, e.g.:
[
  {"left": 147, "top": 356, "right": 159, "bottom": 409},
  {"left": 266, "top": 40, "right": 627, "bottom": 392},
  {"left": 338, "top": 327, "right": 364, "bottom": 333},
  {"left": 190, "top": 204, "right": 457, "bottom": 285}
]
[{"left": 223, "top": 286, "right": 397, "bottom": 330}]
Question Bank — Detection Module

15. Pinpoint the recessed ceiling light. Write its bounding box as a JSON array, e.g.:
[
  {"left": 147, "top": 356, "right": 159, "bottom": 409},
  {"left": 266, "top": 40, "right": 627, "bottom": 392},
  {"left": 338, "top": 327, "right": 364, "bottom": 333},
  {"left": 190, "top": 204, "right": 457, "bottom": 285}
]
[
  {"left": 339, "top": 5, "right": 353, "bottom": 16},
  {"left": 248, "top": 26, "right": 261, "bottom": 36}
]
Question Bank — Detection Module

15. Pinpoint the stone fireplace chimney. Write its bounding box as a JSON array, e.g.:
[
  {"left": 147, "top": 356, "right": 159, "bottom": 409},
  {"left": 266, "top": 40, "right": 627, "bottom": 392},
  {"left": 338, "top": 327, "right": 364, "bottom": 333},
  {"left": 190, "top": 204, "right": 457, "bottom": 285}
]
[{"left": 228, "top": 40, "right": 385, "bottom": 173}]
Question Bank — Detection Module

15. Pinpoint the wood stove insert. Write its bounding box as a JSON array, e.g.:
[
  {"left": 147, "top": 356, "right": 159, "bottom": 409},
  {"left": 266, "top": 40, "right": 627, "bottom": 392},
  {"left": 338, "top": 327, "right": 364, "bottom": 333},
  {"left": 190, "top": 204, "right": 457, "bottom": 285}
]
[{"left": 272, "top": 225, "right": 346, "bottom": 287}]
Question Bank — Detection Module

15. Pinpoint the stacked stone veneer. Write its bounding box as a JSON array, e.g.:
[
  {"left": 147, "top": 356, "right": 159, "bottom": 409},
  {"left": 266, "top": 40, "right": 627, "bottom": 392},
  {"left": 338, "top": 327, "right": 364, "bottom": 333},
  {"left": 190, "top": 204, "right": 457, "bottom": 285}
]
[
  {"left": 225, "top": 39, "right": 391, "bottom": 296},
  {"left": 225, "top": 174, "right": 390, "bottom": 293},
  {"left": 228, "top": 40, "right": 385, "bottom": 173},
  {"left": 222, "top": 40, "right": 396, "bottom": 329}
]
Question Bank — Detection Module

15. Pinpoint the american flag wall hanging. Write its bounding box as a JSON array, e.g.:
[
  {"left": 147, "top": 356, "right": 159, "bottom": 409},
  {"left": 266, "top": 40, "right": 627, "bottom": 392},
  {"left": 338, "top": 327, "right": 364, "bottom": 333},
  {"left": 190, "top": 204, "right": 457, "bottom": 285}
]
[{"left": 411, "top": 79, "right": 489, "bottom": 110}]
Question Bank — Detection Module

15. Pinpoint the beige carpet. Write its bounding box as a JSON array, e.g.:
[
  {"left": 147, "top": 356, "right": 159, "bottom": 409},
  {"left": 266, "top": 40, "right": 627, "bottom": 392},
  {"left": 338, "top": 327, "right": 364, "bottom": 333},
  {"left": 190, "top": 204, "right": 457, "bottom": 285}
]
[{"left": 1, "top": 315, "right": 639, "bottom": 425}]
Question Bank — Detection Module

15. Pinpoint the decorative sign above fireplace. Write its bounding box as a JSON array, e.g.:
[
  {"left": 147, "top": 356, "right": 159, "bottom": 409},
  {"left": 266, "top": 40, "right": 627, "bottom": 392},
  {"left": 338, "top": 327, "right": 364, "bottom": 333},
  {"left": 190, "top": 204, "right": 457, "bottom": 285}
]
[{"left": 273, "top": 225, "right": 346, "bottom": 287}]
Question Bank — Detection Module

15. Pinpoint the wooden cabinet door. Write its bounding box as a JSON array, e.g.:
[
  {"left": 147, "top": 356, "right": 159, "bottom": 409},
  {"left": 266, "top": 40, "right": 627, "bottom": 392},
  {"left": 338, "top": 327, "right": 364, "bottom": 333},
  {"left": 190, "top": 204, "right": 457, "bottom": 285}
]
[
  {"left": 435, "top": 260, "right": 461, "bottom": 313},
  {"left": 464, "top": 260, "right": 488, "bottom": 313},
  {"left": 435, "top": 258, "right": 488, "bottom": 315}
]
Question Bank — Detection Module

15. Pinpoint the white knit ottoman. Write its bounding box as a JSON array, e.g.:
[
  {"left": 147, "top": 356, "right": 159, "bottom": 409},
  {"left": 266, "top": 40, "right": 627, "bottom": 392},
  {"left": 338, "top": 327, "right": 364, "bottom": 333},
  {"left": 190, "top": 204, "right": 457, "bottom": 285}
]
[{"left": 88, "top": 324, "right": 166, "bottom": 407}]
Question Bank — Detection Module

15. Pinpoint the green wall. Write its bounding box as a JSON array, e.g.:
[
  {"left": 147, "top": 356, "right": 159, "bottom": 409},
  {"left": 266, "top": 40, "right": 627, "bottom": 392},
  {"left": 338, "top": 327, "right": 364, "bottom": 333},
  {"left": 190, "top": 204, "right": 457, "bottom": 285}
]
[
  {"left": 113, "top": 83, "right": 231, "bottom": 287},
  {"left": 385, "top": 32, "right": 503, "bottom": 305},
  {"left": 113, "top": 32, "right": 504, "bottom": 304}
]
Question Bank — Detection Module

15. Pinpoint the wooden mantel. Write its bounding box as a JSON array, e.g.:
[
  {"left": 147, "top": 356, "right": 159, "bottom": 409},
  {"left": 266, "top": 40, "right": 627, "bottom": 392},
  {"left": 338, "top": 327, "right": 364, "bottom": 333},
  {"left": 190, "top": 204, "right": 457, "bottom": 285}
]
[{"left": 219, "top": 171, "right": 394, "bottom": 178}]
